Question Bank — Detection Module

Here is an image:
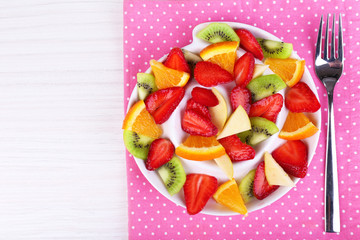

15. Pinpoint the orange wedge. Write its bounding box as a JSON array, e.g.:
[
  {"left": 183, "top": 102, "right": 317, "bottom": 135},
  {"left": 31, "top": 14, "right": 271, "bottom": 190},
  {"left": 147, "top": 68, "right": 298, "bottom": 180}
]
[
  {"left": 264, "top": 58, "right": 305, "bottom": 87},
  {"left": 122, "top": 100, "right": 162, "bottom": 139},
  {"left": 150, "top": 59, "right": 190, "bottom": 89},
  {"left": 279, "top": 112, "right": 319, "bottom": 140},
  {"left": 213, "top": 178, "right": 247, "bottom": 215},
  {"left": 200, "top": 41, "right": 239, "bottom": 75},
  {"left": 175, "top": 135, "right": 225, "bottom": 161}
]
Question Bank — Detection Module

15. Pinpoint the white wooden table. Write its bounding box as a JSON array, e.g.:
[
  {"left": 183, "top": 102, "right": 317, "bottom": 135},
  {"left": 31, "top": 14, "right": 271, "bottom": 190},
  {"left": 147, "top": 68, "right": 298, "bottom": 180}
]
[{"left": 0, "top": 1, "right": 127, "bottom": 239}]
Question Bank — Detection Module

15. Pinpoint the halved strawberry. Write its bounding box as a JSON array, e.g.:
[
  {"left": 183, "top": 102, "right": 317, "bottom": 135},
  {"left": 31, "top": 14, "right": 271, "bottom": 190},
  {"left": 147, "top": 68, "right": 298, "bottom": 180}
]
[
  {"left": 146, "top": 138, "right": 175, "bottom": 171},
  {"left": 218, "top": 135, "right": 255, "bottom": 162},
  {"left": 182, "top": 109, "right": 218, "bottom": 136},
  {"left": 234, "top": 52, "right": 255, "bottom": 86},
  {"left": 186, "top": 98, "right": 211, "bottom": 120},
  {"left": 253, "top": 161, "right": 279, "bottom": 200},
  {"left": 145, "top": 87, "right": 185, "bottom": 124},
  {"left": 230, "top": 85, "right": 252, "bottom": 114},
  {"left": 285, "top": 82, "right": 321, "bottom": 113},
  {"left": 164, "top": 47, "right": 191, "bottom": 73},
  {"left": 272, "top": 140, "right": 308, "bottom": 178},
  {"left": 191, "top": 87, "right": 219, "bottom": 107},
  {"left": 194, "top": 61, "right": 233, "bottom": 87},
  {"left": 235, "top": 29, "right": 264, "bottom": 60},
  {"left": 249, "top": 93, "right": 283, "bottom": 122},
  {"left": 183, "top": 173, "right": 218, "bottom": 215}
]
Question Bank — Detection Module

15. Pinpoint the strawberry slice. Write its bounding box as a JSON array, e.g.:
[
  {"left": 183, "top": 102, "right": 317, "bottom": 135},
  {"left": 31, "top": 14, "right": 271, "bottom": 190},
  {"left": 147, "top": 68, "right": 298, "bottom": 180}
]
[
  {"left": 235, "top": 29, "right": 264, "bottom": 60},
  {"left": 145, "top": 87, "right": 185, "bottom": 124},
  {"left": 186, "top": 98, "right": 211, "bottom": 120},
  {"left": 218, "top": 135, "right": 255, "bottom": 162},
  {"left": 249, "top": 93, "right": 284, "bottom": 122},
  {"left": 183, "top": 173, "right": 218, "bottom": 215},
  {"left": 234, "top": 52, "right": 255, "bottom": 86},
  {"left": 253, "top": 161, "right": 279, "bottom": 200},
  {"left": 146, "top": 138, "right": 175, "bottom": 171},
  {"left": 194, "top": 61, "right": 233, "bottom": 87},
  {"left": 191, "top": 87, "right": 219, "bottom": 107},
  {"left": 272, "top": 140, "right": 308, "bottom": 178},
  {"left": 230, "top": 85, "right": 252, "bottom": 114},
  {"left": 181, "top": 109, "right": 218, "bottom": 136},
  {"left": 164, "top": 47, "right": 191, "bottom": 73},
  {"left": 285, "top": 82, "right": 321, "bottom": 113}
]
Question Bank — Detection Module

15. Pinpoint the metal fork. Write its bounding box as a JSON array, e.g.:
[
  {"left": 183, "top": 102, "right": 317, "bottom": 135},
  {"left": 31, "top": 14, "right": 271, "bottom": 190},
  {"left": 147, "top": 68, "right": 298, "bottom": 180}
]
[{"left": 315, "top": 13, "right": 343, "bottom": 233}]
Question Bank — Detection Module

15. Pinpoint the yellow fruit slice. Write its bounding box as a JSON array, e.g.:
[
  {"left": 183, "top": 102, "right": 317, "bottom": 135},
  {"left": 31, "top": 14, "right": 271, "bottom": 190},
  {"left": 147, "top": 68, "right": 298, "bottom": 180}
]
[
  {"left": 122, "top": 100, "right": 162, "bottom": 139},
  {"left": 264, "top": 58, "right": 305, "bottom": 87},
  {"left": 279, "top": 112, "right": 319, "bottom": 140},
  {"left": 252, "top": 64, "right": 269, "bottom": 79},
  {"left": 209, "top": 88, "right": 228, "bottom": 133},
  {"left": 214, "top": 154, "right": 233, "bottom": 180}
]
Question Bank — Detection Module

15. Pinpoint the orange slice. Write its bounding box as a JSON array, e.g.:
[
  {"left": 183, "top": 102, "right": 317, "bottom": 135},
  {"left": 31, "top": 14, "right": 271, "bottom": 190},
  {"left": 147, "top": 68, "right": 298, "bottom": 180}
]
[
  {"left": 264, "top": 58, "right": 305, "bottom": 87},
  {"left": 200, "top": 41, "right": 239, "bottom": 75},
  {"left": 122, "top": 100, "right": 162, "bottom": 139},
  {"left": 213, "top": 178, "right": 247, "bottom": 215},
  {"left": 175, "top": 135, "right": 225, "bottom": 161},
  {"left": 150, "top": 59, "right": 190, "bottom": 89},
  {"left": 279, "top": 112, "right": 319, "bottom": 140}
]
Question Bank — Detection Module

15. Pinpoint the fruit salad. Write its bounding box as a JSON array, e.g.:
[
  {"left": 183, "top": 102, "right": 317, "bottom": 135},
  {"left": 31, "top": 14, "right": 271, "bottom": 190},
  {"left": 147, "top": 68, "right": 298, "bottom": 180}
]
[{"left": 123, "top": 22, "right": 321, "bottom": 216}]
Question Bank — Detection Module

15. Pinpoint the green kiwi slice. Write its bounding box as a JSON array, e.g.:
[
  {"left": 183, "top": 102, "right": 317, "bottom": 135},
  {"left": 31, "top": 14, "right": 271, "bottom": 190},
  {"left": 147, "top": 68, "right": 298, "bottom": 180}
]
[
  {"left": 137, "top": 73, "right": 158, "bottom": 100},
  {"left": 246, "top": 74, "right": 286, "bottom": 102},
  {"left": 257, "top": 38, "right": 293, "bottom": 59},
  {"left": 238, "top": 117, "right": 279, "bottom": 146},
  {"left": 123, "top": 130, "right": 154, "bottom": 160},
  {"left": 196, "top": 23, "right": 240, "bottom": 43},
  {"left": 182, "top": 49, "right": 203, "bottom": 76},
  {"left": 239, "top": 169, "right": 256, "bottom": 203},
  {"left": 157, "top": 156, "right": 186, "bottom": 196}
]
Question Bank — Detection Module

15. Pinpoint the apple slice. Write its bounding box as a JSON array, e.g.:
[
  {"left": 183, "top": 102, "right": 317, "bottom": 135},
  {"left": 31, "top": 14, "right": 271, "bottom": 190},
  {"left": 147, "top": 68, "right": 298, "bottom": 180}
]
[
  {"left": 209, "top": 88, "right": 228, "bottom": 133},
  {"left": 217, "top": 105, "right": 251, "bottom": 140},
  {"left": 252, "top": 64, "right": 269, "bottom": 79},
  {"left": 264, "top": 151, "right": 295, "bottom": 187},
  {"left": 214, "top": 154, "right": 233, "bottom": 180}
]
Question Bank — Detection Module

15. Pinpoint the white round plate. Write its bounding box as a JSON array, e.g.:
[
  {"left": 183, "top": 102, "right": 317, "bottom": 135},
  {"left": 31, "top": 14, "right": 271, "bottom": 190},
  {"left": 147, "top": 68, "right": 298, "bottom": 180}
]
[{"left": 127, "top": 22, "right": 321, "bottom": 216}]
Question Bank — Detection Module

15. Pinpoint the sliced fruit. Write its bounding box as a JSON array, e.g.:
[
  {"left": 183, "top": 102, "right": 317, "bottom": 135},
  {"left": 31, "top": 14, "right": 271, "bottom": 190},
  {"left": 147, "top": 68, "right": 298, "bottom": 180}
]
[
  {"left": 146, "top": 138, "right": 175, "bottom": 171},
  {"left": 194, "top": 61, "right": 233, "bottom": 87},
  {"left": 175, "top": 135, "right": 226, "bottom": 161},
  {"left": 218, "top": 135, "right": 255, "bottom": 162},
  {"left": 278, "top": 112, "right": 319, "bottom": 140},
  {"left": 137, "top": 73, "right": 158, "bottom": 100},
  {"left": 253, "top": 64, "right": 269, "bottom": 79},
  {"left": 285, "top": 82, "right": 321, "bottom": 113},
  {"left": 200, "top": 41, "right": 239, "bottom": 74},
  {"left": 249, "top": 93, "right": 283, "bottom": 122},
  {"left": 253, "top": 161, "right": 279, "bottom": 200},
  {"left": 196, "top": 22, "right": 240, "bottom": 43},
  {"left": 186, "top": 98, "right": 211, "bottom": 120},
  {"left": 191, "top": 87, "right": 219, "bottom": 107},
  {"left": 182, "top": 49, "right": 203, "bottom": 76},
  {"left": 217, "top": 105, "right": 251, "bottom": 140},
  {"left": 150, "top": 59, "right": 190, "bottom": 89},
  {"left": 181, "top": 109, "right": 218, "bottom": 137},
  {"left": 209, "top": 88, "right": 228, "bottom": 133},
  {"left": 238, "top": 169, "right": 256, "bottom": 204},
  {"left": 238, "top": 117, "right": 279, "bottom": 146},
  {"left": 214, "top": 154, "right": 233, "bottom": 180},
  {"left": 164, "top": 47, "right": 191, "bottom": 73},
  {"left": 145, "top": 87, "right": 185, "bottom": 124},
  {"left": 157, "top": 156, "right": 186, "bottom": 196},
  {"left": 257, "top": 38, "right": 293, "bottom": 59},
  {"left": 264, "top": 151, "right": 295, "bottom": 187},
  {"left": 230, "top": 85, "right": 252, "bottom": 114},
  {"left": 272, "top": 140, "right": 308, "bottom": 178},
  {"left": 234, "top": 52, "right": 255, "bottom": 86},
  {"left": 264, "top": 58, "right": 305, "bottom": 87},
  {"left": 123, "top": 130, "right": 154, "bottom": 160},
  {"left": 235, "top": 29, "right": 264, "bottom": 60},
  {"left": 122, "top": 100, "right": 162, "bottom": 139},
  {"left": 213, "top": 178, "right": 247, "bottom": 215},
  {"left": 183, "top": 173, "right": 218, "bottom": 215},
  {"left": 246, "top": 74, "right": 286, "bottom": 102}
]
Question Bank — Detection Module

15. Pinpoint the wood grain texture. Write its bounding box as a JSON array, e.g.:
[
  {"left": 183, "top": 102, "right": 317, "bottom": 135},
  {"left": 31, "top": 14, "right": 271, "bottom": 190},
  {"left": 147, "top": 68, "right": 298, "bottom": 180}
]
[{"left": 0, "top": 0, "right": 127, "bottom": 239}]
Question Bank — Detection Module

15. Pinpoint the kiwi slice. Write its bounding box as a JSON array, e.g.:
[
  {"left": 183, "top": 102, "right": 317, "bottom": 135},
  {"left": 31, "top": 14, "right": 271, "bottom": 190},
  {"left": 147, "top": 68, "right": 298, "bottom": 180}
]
[
  {"left": 246, "top": 74, "right": 286, "bottom": 102},
  {"left": 182, "top": 49, "right": 203, "bottom": 75},
  {"left": 239, "top": 169, "right": 256, "bottom": 203},
  {"left": 238, "top": 117, "right": 279, "bottom": 146},
  {"left": 123, "top": 130, "right": 154, "bottom": 160},
  {"left": 257, "top": 38, "right": 293, "bottom": 59},
  {"left": 196, "top": 23, "right": 240, "bottom": 43},
  {"left": 157, "top": 156, "right": 186, "bottom": 196},
  {"left": 137, "top": 73, "right": 158, "bottom": 100}
]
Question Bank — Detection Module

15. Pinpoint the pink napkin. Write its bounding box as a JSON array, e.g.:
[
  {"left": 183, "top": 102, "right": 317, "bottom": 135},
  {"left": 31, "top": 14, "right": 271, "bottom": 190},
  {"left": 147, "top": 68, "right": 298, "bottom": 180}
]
[{"left": 123, "top": 1, "right": 360, "bottom": 239}]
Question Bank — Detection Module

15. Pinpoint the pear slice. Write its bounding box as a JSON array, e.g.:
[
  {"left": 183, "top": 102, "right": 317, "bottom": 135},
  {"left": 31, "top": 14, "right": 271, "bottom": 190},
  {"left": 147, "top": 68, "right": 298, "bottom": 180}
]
[
  {"left": 217, "top": 105, "right": 251, "bottom": 140},
  {"left": 264, "top": 151, "right": 295, "bottom": 187},
  {"left": 214, "top": 154, "right": 233, "bottom": 180},
  {"left": 252, "top": 64, "right": 269, "bottom": 79},
  {"left": 209, "top": 88, "right": 228, "bottom": 133}
]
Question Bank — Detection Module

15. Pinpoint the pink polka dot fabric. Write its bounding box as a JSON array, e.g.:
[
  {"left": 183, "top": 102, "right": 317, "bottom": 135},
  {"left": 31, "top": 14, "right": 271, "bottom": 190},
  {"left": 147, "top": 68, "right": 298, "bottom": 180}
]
[{"left": 123, "top": 0, "right": 360, "bottom": 239}]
